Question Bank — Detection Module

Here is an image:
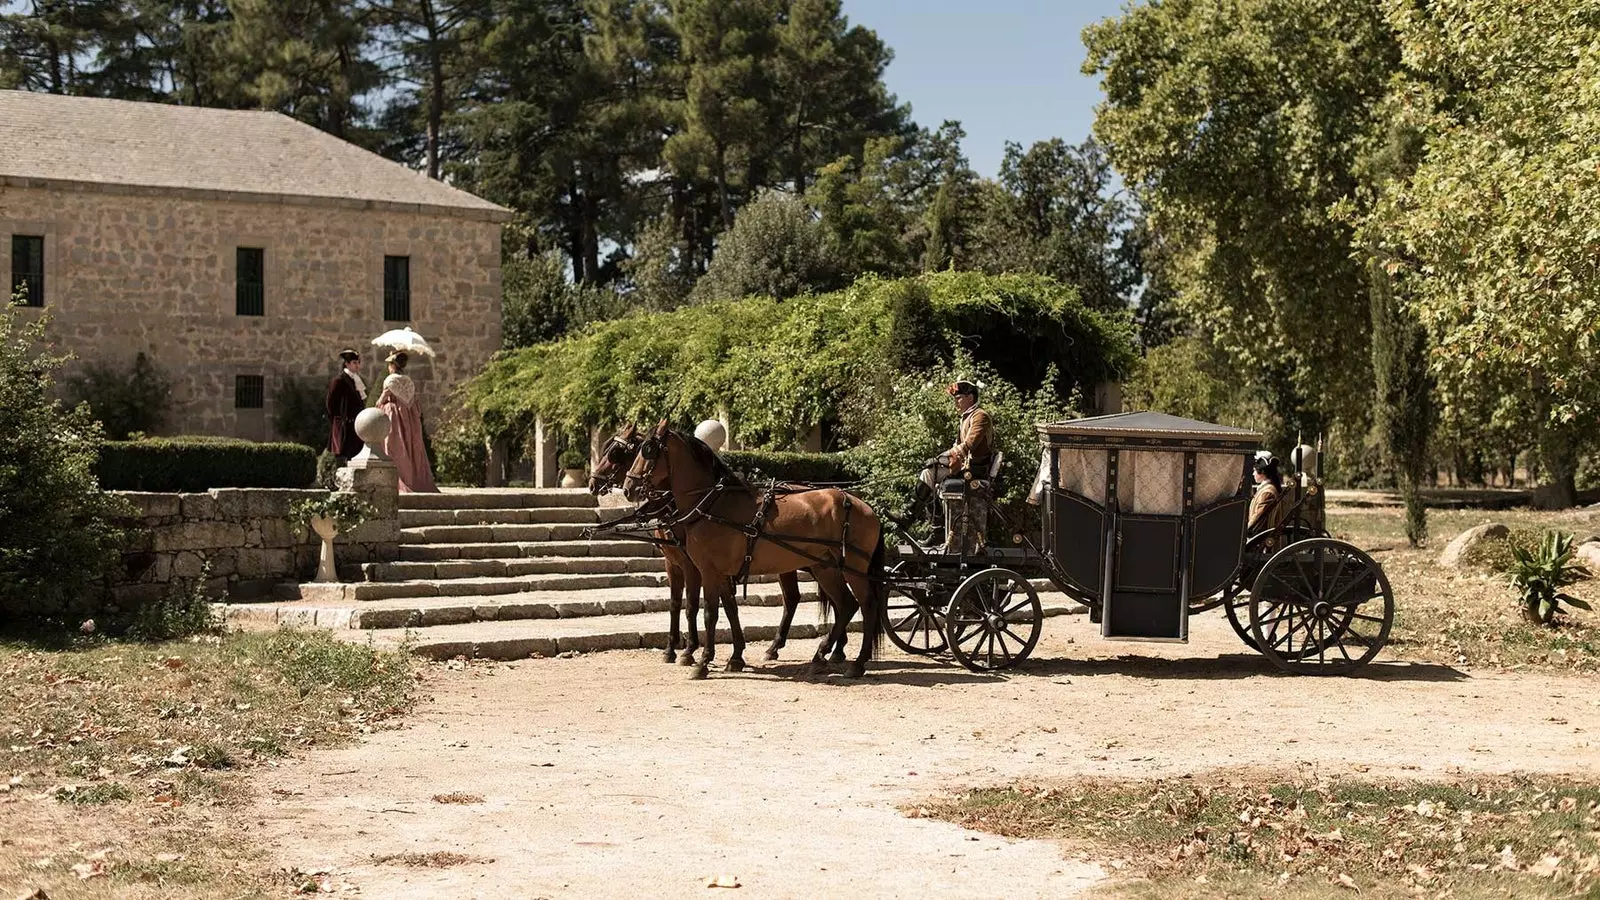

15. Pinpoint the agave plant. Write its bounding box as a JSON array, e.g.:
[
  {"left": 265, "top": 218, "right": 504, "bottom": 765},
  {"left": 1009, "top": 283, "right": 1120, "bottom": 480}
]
[{"left": 1508, "top": 531, "right": 1593, "bottom": 626}]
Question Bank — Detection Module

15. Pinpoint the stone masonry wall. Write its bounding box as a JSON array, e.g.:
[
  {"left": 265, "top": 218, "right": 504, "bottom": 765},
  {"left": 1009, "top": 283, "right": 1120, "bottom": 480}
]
[
  {"left": 110, "top": 483, "right": 399, "bottom": 606},
  {"left": 0, "top": 181, "right": 502, "bottom": 440}
]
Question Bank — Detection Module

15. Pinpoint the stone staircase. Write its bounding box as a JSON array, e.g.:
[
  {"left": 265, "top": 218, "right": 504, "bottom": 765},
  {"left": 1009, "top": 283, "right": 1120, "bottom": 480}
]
[{"left": 227, "top": 488, "right": 1080, "bottom": 661}]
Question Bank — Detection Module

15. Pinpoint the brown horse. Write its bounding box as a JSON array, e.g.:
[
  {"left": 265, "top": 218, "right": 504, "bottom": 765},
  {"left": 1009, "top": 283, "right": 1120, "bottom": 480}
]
[
  {"left": 623, "top": 421, "right": 886, "bottom": 679},
  {"left": 588, "top": 425, "right": 849, "bottom": 667}
]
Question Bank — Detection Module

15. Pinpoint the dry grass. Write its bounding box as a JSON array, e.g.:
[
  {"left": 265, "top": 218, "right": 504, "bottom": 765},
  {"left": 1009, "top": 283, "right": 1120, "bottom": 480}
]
[
  {"left": 0, "top": 628, "right": 417, "bottom": 898},
  {"left": 431, "top": 791, "right": 485, "bottom": 805},
  {"left": 372, "top": 850, "right": 494, "bottom": 868},
  {"left": 1328, "top": 506, "right": 1600, "bottom": 673},
  {"left": 919, "top": 773, "right": 1600, "bottom": 899}
]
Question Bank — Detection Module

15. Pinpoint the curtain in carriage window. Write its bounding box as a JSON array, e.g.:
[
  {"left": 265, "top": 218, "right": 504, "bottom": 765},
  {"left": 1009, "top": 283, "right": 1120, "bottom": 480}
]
[
  {"left": 1194, "top": 453, "right": 1245, "bottom": 508},
  {"left": 1054, "top": 448, "right": 1108, "bottom": 505},
  {"left": 1116, "top": 450, "right": 1184, "bottom": 516}
]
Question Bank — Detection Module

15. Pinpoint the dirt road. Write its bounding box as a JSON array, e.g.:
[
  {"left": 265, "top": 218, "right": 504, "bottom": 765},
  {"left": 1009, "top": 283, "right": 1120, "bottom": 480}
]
[{"left": 249, "top": 614, "right": 1600, "bottom": 898}]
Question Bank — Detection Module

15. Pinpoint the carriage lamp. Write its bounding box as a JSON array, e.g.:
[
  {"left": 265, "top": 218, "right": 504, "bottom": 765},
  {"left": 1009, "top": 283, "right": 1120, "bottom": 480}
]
[{"left": 1013, "top": 533, "right": 1024, "bottom": 545}]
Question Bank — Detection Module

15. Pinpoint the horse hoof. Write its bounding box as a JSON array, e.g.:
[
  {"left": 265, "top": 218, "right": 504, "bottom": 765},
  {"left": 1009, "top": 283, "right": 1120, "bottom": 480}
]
[
  {"left": 807, "top": 661, "right": 828, "bottom": 678},
  {"left": 727, "top": 657, "right": 745, "bottom": 674},
  {"left": 691, "top": 664, "right": 710, "bottom": 680},
  {"left": 663, "top": 649, "right": 678, "bottom": 663},
  {"left": 678, "top": 652, "right": 697, "bottom": 667},
  {"left": 844, "top": 662, "right": 866, "bottom": 679},
  {"left": 828, "top": 650, "right": 847, "bottom": 664},
  {"left": 764, "top": 647, "right": 780, "bottom": 662}
]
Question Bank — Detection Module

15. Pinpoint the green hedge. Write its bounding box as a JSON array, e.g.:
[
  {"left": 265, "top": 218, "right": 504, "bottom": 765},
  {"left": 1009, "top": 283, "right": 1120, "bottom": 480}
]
[
  {"left": 721, "top": 450, "right": 862, "bottom": 485},
  {"left": 98, "top": 438, "right": 318, "bottom": 492}
]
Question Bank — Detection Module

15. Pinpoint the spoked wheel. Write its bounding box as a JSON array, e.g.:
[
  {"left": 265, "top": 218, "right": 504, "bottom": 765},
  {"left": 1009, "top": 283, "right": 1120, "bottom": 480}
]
[
  {"left": 945, "top": 568, "right": 1042, "bottom": 672},
  {"left": 1221, "top": 530, "right": 1295, "bottom": 650},
  {"left": 884, "top": 567, "right": 948, "bottom": 655},
  {"left": 1249, "top": 538, "right": 1394, "bottom": 675}
]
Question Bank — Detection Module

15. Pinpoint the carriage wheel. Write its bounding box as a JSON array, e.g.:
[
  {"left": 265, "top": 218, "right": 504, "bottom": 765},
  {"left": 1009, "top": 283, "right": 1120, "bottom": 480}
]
[
  {"left": 884, "top": 568, "right": 948, "bottom": 656},
  {"left": 1248, "top": 538, "right": 1394, "bottom": 675},
  {"left": 945, "top": 568, "right": 1042, "bottom": 673},
  {"left": 1222, "top": 581, "right": 1258, "bottom": 651}
]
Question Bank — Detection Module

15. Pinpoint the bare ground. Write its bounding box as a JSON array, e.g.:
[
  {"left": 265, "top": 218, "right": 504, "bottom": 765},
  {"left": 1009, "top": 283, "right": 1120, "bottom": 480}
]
[{"left": 246, "top": 613, "right": 1600, "bottom": 899}]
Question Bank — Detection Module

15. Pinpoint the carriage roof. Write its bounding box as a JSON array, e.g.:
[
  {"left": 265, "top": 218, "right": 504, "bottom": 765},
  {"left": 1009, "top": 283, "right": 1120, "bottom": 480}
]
[{"left": 1037, "top": 411, "right": 1262, "bottom": 452}]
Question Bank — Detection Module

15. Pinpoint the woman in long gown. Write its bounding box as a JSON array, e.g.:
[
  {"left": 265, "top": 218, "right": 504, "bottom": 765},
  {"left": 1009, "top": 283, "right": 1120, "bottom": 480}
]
[{"left": 377, "top": 351, "right": 439, "bottom": 493}]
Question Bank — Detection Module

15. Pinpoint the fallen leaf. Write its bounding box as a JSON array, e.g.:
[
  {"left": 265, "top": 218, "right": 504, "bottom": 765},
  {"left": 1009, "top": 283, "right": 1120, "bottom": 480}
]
[
  {"left": 162, "top": 657, "right": 185, "bottom": 670},
  {"left": 1335, "top": 872, "right": 1359, "bottom": 891},
  {"left": 1497, "top": 845, "right": 1521, "bottom": 871},
  {"left": 705, "top": 874, "right": 741, "bottom": 889},
  {"left": 1530, "top": 854, "right": 1562, "bottom": 878},
  {"left": 154, "top": 853, "right": 184, "bottom": 863},
  {"left": 70, "top": 861, "right": 106, "bottom": 880}
]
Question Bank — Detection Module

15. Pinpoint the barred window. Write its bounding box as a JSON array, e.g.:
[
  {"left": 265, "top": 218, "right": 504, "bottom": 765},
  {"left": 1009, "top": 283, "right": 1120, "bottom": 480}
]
[
  {"left": 10, "top": 235, "right": 44, "bottom": 307},
  {"left": 235, "top": 374, "right": 265, "bottom": 409},
  {"left": 383, "top": 255, "right": 410, "bottom": 321},
  {"left": 236, "top": 247, "right": 265, "bottom": 316}
]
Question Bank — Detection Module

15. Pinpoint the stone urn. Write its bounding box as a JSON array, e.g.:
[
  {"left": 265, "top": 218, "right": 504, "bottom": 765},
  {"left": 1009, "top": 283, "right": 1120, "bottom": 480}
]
[
  {"left": 560, "top": 468, "right": 585, "bottom": 488},
  {"left": 310, "top": 516, "right": 341, "bottom": 583}
]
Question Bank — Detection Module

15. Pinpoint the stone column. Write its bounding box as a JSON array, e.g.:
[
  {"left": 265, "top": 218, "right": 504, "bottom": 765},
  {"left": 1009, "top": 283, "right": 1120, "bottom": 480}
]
[
  {"left": 336, "top": 457, "right": 400, "bottom": 564},
  {"left": 485, "top": 436, "right": 509, "bottom": 487},
  {"left": 801, "top": 424, "right": 823, "bottom": 452},
  {"left": 1093, "top": 381, "right": 1124, "bottom": 416},
  {"left": 589, "top": 424, "right": 606, "bottom": 469},
  {"left": 717, "top": 406, "right": 738, "bottom": 451},
  {"left": 534, "top": 416, "right": 560, "bottom": 488}
]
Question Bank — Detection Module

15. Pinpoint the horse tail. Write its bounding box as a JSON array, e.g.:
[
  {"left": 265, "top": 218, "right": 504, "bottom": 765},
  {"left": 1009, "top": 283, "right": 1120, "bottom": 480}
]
[{"left": 864, "top": 529, "right": 887, "bottom": 657}]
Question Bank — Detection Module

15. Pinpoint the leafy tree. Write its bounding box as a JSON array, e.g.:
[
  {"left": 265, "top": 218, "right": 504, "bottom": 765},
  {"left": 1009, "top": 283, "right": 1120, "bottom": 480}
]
[
  {"left": 1084, "top": 0, "right": 1401, "bottom": 430},
  {"left": 64, "top": 350, "right": 174, "bottom": 440},
  {"left": 227, "top": 0, "right": 384, "bottom": 142},
  {"left": 1122, "top": 336, "right": 1272, "bottom": 434},
  {"left": 370, "top": 0, "right": 491, "bottom": 179},
  {"left": 88, "top": 0, "right": 247, "bottom": 105},
  {"left": 0, "top": 294, "right": 128, "bottom": 629},
  {"left": 691, "top": 189, "right": 841, "bottom": 303},
  {"left": 620, "top": 212, "right": 697, "bottom": 310},
  {"left": 1361, "top": 0, "right": 1600, "bottom": 507},
  {"left": 501, "top": 250, "right": 631, "bottom": 348},
  {"left": 0, "top": 0, "right": 123, "bottom": 93}
]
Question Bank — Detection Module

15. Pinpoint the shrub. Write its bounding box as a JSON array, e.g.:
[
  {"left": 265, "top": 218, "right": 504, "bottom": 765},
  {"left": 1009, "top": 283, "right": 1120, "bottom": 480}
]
[
  {"left": 721, "top": 450, "right": 862, "bottom": 486},
  {"left": 316, "top": 450, "right": 340, "bottom": 490},
  {"left": 0, "top": 296, "right": 130, "bottom": 628},
  {"left": 289, "top": 492, "right": 377, "bottom": 532},
  {"left": 1459, "top": 527, "right": 1543, "bottom": 574},
  {"left": 558, "top": 446, "right": 587, "bottom": 470},
  {"left": 691, "top": 190, "right": 844, "bottom": 304},
  {"left": 431, "top": 419, "right": 488, "bottom": 487},
  {"left": 1508, "top": 530, "right": 1592, "bottom": 626},
  {"left": 128, "top": 559, "right": 221, "bottom": 641},
  {"left": 502, "top": 252, "right": 632, "bottom": 349},
  {"left": 273, "top": 375, "right": 329, "bottom": 448},
  {"left": 98, "top": 438, "right": 316, "bottom": 491},
  {"left": 63, "top": 350, "right": 174, "bottom": 440}
]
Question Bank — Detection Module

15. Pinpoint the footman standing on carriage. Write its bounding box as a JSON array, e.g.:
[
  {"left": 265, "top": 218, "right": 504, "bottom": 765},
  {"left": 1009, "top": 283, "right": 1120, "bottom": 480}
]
[{"left": 944, "top": 380, "right": 995, "bottom": 555}]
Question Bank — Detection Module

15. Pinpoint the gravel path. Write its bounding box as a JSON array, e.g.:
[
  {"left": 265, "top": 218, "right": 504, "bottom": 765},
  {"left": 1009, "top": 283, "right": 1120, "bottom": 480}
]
[{"left": 248, "top": 614, "right": 1600, "bottom": 898}]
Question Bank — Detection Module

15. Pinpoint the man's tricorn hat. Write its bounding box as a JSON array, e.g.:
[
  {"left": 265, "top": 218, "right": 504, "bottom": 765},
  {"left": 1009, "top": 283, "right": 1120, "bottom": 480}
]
[
  {"left": 338, "top": 348, "right": 361, "bottom": 363},
  {"left": 947, "top": 380, "right": 979, "bottom": 397}
]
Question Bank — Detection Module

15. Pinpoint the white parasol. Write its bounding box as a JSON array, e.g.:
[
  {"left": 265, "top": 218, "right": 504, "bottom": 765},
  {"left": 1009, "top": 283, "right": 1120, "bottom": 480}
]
[{"left": 371, "top": 326, "right": 435, "bottom": 358}]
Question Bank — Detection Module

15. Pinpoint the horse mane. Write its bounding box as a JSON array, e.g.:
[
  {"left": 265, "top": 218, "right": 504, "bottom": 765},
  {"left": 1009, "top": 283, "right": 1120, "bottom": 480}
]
[{"left": 670, "top": 428, "right": 750, "bottom": 491}]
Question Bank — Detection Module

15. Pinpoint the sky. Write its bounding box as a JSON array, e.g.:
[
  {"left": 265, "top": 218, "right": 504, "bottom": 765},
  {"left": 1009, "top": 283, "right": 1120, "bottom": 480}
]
[{"left": 841, "top": 0, "right": 1128, "bottom": 177}]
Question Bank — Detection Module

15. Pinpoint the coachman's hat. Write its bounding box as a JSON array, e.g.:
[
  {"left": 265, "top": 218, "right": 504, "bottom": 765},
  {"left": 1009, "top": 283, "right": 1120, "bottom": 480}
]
[{"left": 947, "top": 380, "right": 979, "bottom": 397}]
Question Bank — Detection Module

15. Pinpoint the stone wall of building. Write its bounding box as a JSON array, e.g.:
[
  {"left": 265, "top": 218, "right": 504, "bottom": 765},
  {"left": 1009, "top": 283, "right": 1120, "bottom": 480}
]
[
  {"left": 109, "top": 478, "right": 399, "bottom": 607},
  {"left": 0, "top": 180, "right": 503, "bottom": 440}
]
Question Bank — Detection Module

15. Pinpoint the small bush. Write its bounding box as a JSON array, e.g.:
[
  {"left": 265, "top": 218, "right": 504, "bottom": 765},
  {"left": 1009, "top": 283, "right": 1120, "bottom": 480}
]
[
  {"left": 432, "top": 420, "right": 488, "bottom": 487},
  {"left": 289, "top": 492, "right": 376, "bottom": 532},
  {"left": 316, "top": 450, "right": 340, "bottom": 490},
  {"left": 128, "top": 561, "right": 221, "bottom": 641},
  {"left": 1509, "top": 530, "right": 1592, "bottom": 626},
  {"left": 721, "top": 450, "right": 862, "bottom": 485},
  {"left": 98, "top": 437, "right": 316, "bottom": 491},
  {"left": 558, "top": 446, "right": 587, "bottom": 470},
  {"left": 55, "top": 782, "right": 133, "bottom": 804},
  {"left": 64, "top": 350, "right": 173, "bottom": 440},
  {"left": 1460, "top": 527, "right": 1543, "bottom": 574}
]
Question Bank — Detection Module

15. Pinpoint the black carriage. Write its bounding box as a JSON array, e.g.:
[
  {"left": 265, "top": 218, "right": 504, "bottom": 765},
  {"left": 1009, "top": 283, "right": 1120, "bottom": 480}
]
[{"left": 883, "top": 411, "right": 1395, "bottom": 675}]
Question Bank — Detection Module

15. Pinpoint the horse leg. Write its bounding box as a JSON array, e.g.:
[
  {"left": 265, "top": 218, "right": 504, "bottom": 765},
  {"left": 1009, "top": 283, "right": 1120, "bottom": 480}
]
[
  {"left": 664, "top": 556, "right": 683, "bottom": 663},
  {"left": 828, "top": 586, "right": 858, "bottom": 664},
  {"left": 695, "top": 575, "right": 723, "bottom": 680},
  {"left": 767, "top": 570, "right": 802, "bottom": 661},
  {"left": 841, "top": 539, "right": 886, "bottom": 679},
  {"left": 807, "top": 568, "right": 852, "bottom": 677},
  {"left": 680, "top": 560, "right": 702, "bottom": 667},
  {"left": 723, "top": 577, "right": 747, "bottom": 673}
]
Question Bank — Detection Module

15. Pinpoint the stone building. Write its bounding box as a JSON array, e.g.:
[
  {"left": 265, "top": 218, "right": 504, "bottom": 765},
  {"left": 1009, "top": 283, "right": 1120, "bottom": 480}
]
[{"left": 0, "top": 90, "right": 510, "bottom": 439}]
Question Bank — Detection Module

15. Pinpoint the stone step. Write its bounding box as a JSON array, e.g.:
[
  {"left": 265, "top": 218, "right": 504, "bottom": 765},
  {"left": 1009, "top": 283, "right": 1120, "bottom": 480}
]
[
  {"left": 290, "top": 572, "right": 670, "bottom": 603},
  {"left": 400, "top": 523, "right": 597, "bottom": 544},
  {"left": 399, "top": 489, "right": 598, "bottom": 511},
  {"left": 397, "top": 540, "right": 661, "bottom": 561},
  {"left": 227, "top": 584, "right": 823, "bottom": 630},
  {"left": 399, "top": 507, "right": 603, "bottom": 527},
  {"left": 365, "top": 556, "right": 666, "bottom": 582},
  {"left": 333, "top": 596, "right": 1085, "bottom": 661}
]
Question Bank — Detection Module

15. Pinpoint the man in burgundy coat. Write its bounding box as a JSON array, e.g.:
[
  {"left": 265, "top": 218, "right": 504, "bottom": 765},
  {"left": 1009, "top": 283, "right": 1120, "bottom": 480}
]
[{"left": 326, "top": 348, "right": 367, "bottom": 460}]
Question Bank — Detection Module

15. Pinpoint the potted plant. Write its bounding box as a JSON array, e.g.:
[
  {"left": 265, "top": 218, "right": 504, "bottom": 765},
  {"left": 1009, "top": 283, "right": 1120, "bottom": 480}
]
[
  {"left": 289, "top": 492, "right": 378, "bottom": 583},
  {"left": 559, "top": 447, "right": 587, "bottom": 488}
]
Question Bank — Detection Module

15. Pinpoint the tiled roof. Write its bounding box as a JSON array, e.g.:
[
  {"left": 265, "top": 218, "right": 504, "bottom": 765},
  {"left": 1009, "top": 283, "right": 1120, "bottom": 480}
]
[{"left": 0, "top": 90, "right": 510, "bottom": 219}]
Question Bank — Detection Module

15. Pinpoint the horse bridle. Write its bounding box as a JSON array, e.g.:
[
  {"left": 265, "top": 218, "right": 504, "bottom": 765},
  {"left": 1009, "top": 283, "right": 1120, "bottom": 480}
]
[{"left": 622, "top": 433, "right": 665, "bottom": 502}]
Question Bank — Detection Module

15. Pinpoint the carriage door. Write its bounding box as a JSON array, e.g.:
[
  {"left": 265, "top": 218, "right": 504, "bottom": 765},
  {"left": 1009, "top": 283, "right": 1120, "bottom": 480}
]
[{"left": 1103, "top": 449, "right": 1187, "bottom": 641}]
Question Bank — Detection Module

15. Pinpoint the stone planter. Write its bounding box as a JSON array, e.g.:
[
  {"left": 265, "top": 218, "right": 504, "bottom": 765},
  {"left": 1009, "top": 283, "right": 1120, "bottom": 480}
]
[
  {"left": 560, "top": 468, "right": 585, "bottom": 489},
  {"left": 310, "top": 516, "right": 341, "bottom": 583}
]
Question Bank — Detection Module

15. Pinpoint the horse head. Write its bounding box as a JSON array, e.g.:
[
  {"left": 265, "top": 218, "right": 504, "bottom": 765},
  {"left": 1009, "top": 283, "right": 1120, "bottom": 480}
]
[
  {"left": 588, "top": 423, "right": 641, "bottom": 495},
  {"left": 622, "top": 419, "right": 672, "bottom": 502}
]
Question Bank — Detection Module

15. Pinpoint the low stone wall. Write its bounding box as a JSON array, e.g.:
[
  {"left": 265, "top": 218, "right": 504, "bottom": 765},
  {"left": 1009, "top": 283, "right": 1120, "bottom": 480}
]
[{"left": 110, "top": 472, "right": 399, "bottom": 605}]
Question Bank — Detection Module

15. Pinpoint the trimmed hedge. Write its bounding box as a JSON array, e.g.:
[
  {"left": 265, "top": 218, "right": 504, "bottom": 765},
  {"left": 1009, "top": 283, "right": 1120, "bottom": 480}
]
[
  {"left": 721, "top": 450, "right": 861, "bottom": 486},
  {"left": 98, "top": 438, "right": 318, "bottom": 492}
]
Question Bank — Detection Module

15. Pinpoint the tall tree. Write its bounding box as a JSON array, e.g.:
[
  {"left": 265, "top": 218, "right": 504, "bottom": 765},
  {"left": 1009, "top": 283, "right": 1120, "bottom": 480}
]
[
  {"left": 370, "top": 0, "right": 489, "bottom": 179},
  {"left": 1084, "top": 0, "right": 1401, "bottom": 432},
  {"left": 0, "top": 0, "right": 124, "bottom": 93},
  {"left": 93, "top": 0, "right": 245, "bottom": 106},
  {"left": 227, "top": 0, "right": 384, "bottom": 141}
]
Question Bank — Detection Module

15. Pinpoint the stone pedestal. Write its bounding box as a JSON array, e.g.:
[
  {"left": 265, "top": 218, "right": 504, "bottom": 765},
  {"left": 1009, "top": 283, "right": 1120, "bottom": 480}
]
[{"left": 337, "top": 459, "right": 400, "bottom": 562}]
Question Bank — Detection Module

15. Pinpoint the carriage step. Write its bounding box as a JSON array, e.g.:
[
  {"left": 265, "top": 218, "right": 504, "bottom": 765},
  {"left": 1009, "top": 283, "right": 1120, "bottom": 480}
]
[
  {"left": 398, "top": 489, "right": 599, "bottom": 511},
  {"left": 365, "top": 556, "right": 667, "bottom": 582},
  {"left": 291, "top": 572, "right": 670, "bottom": 603},
  {"left": 398, "top": 540, "right": 661, "bottom": 561},
  {"left": 226, "top": 584, "right": 822, "bottom": 630},
  {"left": 399, "top": 506, "right": 612, "bottom": 527}
]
